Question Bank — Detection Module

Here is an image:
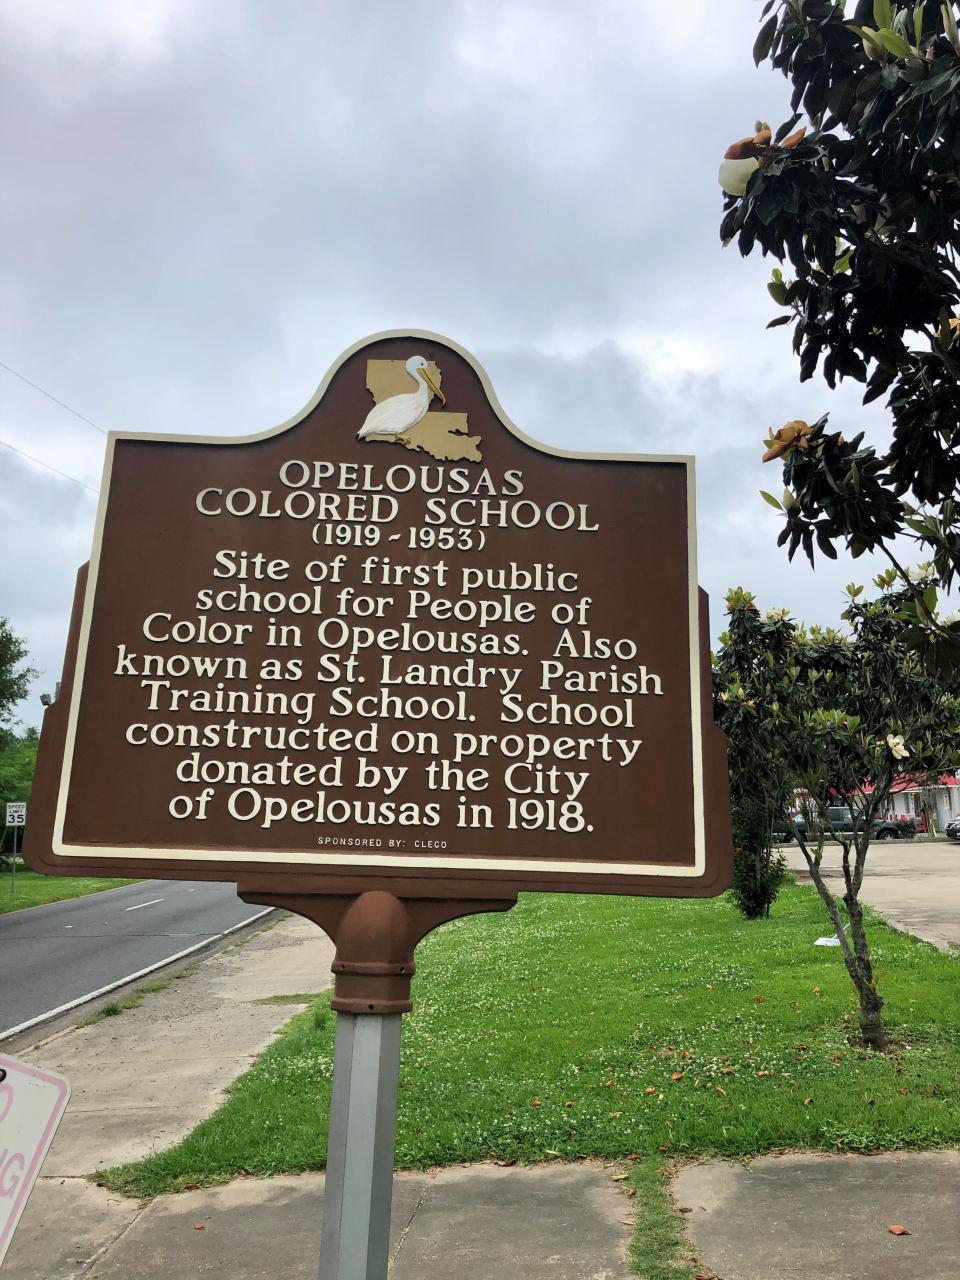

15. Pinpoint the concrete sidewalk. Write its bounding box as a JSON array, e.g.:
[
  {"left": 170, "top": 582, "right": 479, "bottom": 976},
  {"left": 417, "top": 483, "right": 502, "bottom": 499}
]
[
  {"left": 9, "top": 1163, "right": 634, "bottom": 1279},
  {"left": 14, "top": 912, "right": 336, "bottom": 1176},
  {"left": 673, "top": 1150, "right": 960, "bottom": 1280}
]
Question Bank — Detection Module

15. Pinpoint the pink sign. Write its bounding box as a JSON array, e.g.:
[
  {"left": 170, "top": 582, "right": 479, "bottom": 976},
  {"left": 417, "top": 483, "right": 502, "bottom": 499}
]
[{"left": 0, "top": 1054, "right": 70, "bottom": 1265}]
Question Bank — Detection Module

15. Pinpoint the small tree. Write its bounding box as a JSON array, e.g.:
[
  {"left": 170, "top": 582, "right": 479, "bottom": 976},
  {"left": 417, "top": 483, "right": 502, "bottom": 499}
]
[
  {"left": 729, "top": 792, "right": 789, "bottom": 918},
  {"left": 714, "top": 591, "right": 794, "bottom": 918},
  {"left": 714, "top": 579, "right": 960, "bottom": 1051}
]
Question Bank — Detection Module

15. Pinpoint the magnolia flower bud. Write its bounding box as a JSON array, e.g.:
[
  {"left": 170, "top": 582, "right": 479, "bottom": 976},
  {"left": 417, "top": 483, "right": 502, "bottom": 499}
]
[{"left": 719, "top": 157, "right": 760, "bottom": 197}]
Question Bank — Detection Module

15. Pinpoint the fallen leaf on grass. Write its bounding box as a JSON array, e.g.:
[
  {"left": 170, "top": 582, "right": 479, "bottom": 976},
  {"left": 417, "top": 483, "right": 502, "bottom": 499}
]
[
  {"left": 610, "top": 1173, "right": 629, "bottom": 1181},
  {"left": 803, "top": 1097, "right": 814, "bottom": 1106},
  {"left": 625, "top": 1187, "right": 637, "bottom": 1198},
  {"left": 671, "top": 1072, "right": 684, "bottom": 1082},
  {"left": 716, "top": 1087, "right": 727, "bottom": 1096},
  {"left": 888, "top": 1225, "right": 911, "bottom": 1236},
  {"left": 898, "top": 1088, "right": 910, "bottom": 1096},
  {"left": 756, "top": 1070, "right": 771, "bottom": 1077},
  {"left": 754, "top": 995, "right": 765, "bottom": 1003},
  {"left": 193, "top": 1224, "right": 205, "bottom": 1231},
  {"left": 495, "top": 1158, "right": 517, "bottom": 1167},
  {"left": 721, "top": 1067, "right": 734, "bottom": 1075},
  {"left": 794, "top": 1043, "right": 808, "bottom": 1051},
  {"left": 530, "top": 1097, "right": 542, "bottom": 1107},
  {"left": 658, "top": 1143, "right": 671, "bottom": 1152},
  {"left": 645, "top": 1087, "right": 657, "bottom": 1095},
  {"left": 564, "top": 1100, "right": 577, "bottom": 1108},
  {"left": 608, "top": 1110, "right": 623, "bottom": 1118},
  {"left": 603, "top": 1079, "right": 615, "bottom": 1087},
  {"left": 813, "top": 986, "right": 823, "bottom": 995}
]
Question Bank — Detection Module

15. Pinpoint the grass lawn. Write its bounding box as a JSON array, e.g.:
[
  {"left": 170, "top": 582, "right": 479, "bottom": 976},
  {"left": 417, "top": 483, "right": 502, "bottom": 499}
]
[
  {"left": 0, "top": 867, "right": 138, "bottom": 914},
  {"left": 101, "top": 880, "right": 959, "bottom": 1194}
]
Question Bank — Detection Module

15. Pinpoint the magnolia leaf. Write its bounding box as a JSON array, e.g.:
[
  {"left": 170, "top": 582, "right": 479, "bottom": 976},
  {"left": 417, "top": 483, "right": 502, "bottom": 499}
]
[
  {"left": 872, "top": 27, "right": 913, "bottom": 57},
  {"left": 760, "top": 490, "right": 784, "bottom": 510},
  {"left": 874, "top": 0, "right": 894, "bottom": 28},
  {"left": 753, "top": 13, "right": 778, "bottom": 65}
]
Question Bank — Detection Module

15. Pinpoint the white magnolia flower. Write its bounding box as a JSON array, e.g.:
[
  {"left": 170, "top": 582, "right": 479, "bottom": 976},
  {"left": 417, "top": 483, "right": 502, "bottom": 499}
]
[
  {"left": 719, "top": 157, "right": 759, "bottom": 196},
  {"left": 941, "top": 611, "right": 960, "bottom": 626},
  {"left": 906, "top": 562, "right": 935, "bottom": 584},
  {"left": 885, "top": 733, "right": 910, "bottom": 761},
  {"left": 763, "top": 607, "right": 790, "bottom": 622}
]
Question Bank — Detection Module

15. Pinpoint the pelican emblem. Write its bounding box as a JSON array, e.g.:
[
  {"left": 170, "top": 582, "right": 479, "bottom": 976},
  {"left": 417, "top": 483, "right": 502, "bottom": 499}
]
[{"left": 358, "top": 354, "right": 446, "bottom": 445}]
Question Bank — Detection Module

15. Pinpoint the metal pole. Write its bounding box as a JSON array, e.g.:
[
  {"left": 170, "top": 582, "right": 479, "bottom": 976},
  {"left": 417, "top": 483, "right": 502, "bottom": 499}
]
[
  {"left": 11, "top": 826, "right": 16, "bottom": 895},
  {"left": 319, "top": 1011, "right": 403, "bottom": 1280}
]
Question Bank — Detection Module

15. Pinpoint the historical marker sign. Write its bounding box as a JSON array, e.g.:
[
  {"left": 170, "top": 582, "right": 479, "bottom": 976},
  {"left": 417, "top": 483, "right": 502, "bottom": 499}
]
[
  {"left": 0, "top": 1056, "right": 70, "bottom": 1267},
  {"left": 25, "top": 331, "right": 732, "bottom": 898}
]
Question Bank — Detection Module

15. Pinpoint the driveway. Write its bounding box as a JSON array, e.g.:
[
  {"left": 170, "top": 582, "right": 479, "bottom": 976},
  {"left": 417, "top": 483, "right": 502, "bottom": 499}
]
[{"left": 780, "top": 839, "right": 960, "bottom": 951}]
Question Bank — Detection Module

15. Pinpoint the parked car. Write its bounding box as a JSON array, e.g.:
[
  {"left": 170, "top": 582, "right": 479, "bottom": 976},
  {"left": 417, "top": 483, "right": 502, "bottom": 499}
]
[
  {"left": 946, "top": 817, "right": 960, "bottom": 841},
  {"left": 773, "top": 806, "right": 905, "bottom": 841}
]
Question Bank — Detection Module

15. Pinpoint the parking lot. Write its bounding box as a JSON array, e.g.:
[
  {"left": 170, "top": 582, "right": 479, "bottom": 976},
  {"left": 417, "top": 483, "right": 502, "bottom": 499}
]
[{"left": 781, "top": 838, "right": 960, "bottom": 951}]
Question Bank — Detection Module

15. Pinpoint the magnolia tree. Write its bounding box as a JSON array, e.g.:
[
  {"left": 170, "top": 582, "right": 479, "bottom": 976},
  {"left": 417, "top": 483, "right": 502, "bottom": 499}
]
[
  {"left": 719, "top": 0, "right": 960, "bottom": 676},
  {"left": 714, "top": 578, "right": 960, "bottom": 1051}
]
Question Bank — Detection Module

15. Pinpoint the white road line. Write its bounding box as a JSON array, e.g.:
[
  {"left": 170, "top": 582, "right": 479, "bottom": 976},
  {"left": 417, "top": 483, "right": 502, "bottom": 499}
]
[
  {"left": 0, "top": 908, "right": 274, "bottom": 1042},
  {"left": 124, "top": 897, "right": 164, "bottom": 912}
]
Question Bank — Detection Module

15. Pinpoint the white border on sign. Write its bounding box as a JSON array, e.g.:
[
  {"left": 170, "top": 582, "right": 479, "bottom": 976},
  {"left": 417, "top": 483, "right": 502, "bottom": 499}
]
[{"left": 52, "top": 330, "right": 705, "bottom": 879}]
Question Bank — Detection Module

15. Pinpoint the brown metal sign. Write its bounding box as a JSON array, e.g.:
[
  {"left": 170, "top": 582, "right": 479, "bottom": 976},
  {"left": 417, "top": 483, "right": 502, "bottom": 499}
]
[{"left": 25, "top": 331, "right": 732, "bottom": 899}]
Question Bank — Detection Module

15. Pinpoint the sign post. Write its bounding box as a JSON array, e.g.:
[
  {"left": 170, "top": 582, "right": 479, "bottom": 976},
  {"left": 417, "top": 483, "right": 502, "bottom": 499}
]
[
  {"left": 5, "top": 802, "right": 25, "bottom": 895},
  {"left": 24, "top": 331, "right": 733, "bottom": 1275},
  {"left": 319, "top": 1010, "right": 402, "bottom": 1278}
]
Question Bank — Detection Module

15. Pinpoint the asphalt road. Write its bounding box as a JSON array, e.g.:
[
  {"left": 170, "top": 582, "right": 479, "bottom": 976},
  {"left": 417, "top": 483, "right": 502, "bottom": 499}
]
[{"left": 0, "top": 879, "right": 271, "bottom": 1039}]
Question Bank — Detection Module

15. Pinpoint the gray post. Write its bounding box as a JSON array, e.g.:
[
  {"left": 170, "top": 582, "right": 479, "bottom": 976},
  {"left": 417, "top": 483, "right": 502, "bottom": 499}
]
[
  {"left": 318, "top": 1011, "right": 403, "bottom": 1280},
  {"left": 11, "top": 826, "right": 17, "bottom": 895}
]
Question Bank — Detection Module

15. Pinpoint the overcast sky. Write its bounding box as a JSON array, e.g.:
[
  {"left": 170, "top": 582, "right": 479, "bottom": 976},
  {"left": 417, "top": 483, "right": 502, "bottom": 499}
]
[{"left": 1, "top": 0, "right": 897, "bottom": 730}]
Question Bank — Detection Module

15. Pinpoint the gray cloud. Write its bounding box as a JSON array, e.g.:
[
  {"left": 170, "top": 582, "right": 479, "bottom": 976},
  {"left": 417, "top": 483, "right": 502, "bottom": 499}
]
[{"left": 0, "top": 0, "right": 906, "bottom": 726}]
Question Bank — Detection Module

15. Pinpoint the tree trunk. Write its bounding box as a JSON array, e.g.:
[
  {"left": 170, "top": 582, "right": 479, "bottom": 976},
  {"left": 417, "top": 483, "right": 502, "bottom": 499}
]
[
  {"left": 852, "top": 978, "right": 887, "bottom": 1052},
  {"left": 844, "top": 892, "right": 888, "bottom": 1052},
  {"left": 798, "top": 841, "right": 890, "bottom": 1052}
]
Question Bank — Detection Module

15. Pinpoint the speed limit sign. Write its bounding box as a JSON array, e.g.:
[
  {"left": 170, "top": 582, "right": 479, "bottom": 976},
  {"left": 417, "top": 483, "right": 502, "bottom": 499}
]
[{"left": 5, "top": 803, "right": 26, "bottom": 828}]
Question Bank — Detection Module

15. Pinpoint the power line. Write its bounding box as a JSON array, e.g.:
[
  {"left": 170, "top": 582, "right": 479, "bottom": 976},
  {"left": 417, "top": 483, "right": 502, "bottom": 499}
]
[
  {"left": 0, "top": 438, "right": 98, "bottom": 494},
  {"left": 0, "top": 359, "right": 108, "bottom": 436}
]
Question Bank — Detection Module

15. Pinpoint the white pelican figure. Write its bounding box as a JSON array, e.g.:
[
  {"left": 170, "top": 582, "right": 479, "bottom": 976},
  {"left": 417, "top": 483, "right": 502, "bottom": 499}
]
[{"left": 358, "top": 354, "right": 445, "bottom": 443}]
